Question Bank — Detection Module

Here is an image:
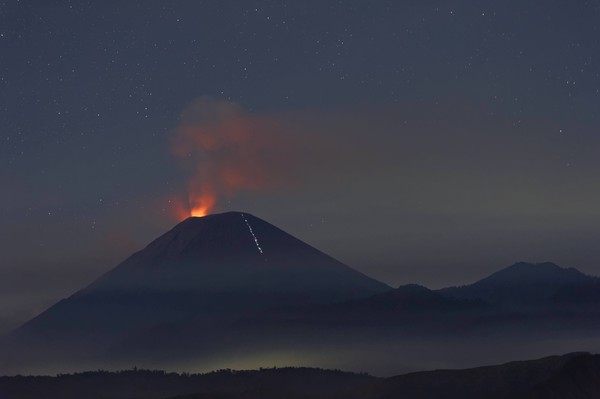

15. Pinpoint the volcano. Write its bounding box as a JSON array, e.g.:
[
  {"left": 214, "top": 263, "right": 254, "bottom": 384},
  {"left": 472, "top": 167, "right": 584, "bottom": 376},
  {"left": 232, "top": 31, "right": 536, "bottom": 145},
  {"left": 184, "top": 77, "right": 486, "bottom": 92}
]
[
  {"left": 86, "top": 211, "right": 389, "bottom": 297},
  {"left": 1, "top": 212, "right": 389, "bottom": 374}
]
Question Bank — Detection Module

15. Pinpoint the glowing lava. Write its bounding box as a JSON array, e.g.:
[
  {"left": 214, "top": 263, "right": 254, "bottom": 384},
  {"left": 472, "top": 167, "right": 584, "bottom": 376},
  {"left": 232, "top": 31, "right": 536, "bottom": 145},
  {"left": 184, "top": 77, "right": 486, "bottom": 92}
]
[
  {"left": 190, "top": 206, "right": 209, "bottom": 217},
  {"left": 190, "top": 195, "right": 215, "bottom": 217}
]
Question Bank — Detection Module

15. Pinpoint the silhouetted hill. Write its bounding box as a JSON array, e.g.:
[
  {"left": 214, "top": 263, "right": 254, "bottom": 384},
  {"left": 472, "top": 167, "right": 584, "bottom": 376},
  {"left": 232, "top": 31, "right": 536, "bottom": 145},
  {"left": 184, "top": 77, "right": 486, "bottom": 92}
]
[
  {"left": 478, "top": 262, "right": 589, "bottom": 285},
  {"left": 237, "top": 284, "right": 490, "bottom": 332},
  {"left": 365, "top": 352, "right": 600, "bottom": 399},
  {"left": 2, "top": 353, "right": 598, "bottom": 399},
  {"left": 438, "top": 262, "right": 597, "bottom": 308},
  {"left": 340, "top": 284, "right": 486, "bottom": 311},
  {"left": 522, "top": 353, "right": 600, "bottom": 399},
  {"left": 551, "top": 281, "right": 600, "bottom": 305}
]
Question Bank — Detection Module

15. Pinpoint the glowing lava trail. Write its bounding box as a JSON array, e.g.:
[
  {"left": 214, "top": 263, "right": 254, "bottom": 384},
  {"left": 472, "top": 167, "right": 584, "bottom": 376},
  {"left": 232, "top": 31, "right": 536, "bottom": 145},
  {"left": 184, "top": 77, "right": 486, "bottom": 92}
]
[{"left": 241, "top": 214, "right": 263, "bottom": 254}]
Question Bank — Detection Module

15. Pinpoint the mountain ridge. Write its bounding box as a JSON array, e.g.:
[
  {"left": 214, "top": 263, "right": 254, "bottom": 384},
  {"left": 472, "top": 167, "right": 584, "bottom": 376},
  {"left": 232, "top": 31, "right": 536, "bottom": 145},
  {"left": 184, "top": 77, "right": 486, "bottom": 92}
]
[{"left": 437, "top": 262, "right": 598, "bottom": 307}]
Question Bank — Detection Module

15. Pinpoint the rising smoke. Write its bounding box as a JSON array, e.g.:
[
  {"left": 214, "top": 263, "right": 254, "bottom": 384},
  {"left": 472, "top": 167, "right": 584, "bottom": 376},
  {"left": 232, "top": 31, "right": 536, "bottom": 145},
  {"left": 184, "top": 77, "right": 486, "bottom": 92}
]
[{"left": 171, "top": 97, "right": 296, "bottom": 217}]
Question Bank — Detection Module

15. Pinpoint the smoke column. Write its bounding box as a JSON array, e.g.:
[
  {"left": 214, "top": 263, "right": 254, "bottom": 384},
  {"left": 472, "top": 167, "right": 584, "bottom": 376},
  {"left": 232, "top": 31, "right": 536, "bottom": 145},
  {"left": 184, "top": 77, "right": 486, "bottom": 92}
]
[{"left": 171, "top": 97, "right": 294, "bottom": 217}]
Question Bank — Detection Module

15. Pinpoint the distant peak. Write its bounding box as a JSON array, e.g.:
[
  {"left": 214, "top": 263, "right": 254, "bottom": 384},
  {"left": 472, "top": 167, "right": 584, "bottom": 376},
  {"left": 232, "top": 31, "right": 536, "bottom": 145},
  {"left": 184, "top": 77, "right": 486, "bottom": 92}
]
[
  {"left": 510, "top": 261, "right": 560, "bottom": 269},
  {"left": 481, "top": 261, "right": 589, "bottom": 285}
]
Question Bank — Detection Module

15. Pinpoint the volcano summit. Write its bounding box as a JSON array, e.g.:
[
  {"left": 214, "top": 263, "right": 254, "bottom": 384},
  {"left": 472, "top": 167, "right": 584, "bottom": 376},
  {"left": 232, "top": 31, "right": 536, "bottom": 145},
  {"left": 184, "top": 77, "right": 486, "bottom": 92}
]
[{"left": 83, "top": 211, "right": 390, "bottom": 297}]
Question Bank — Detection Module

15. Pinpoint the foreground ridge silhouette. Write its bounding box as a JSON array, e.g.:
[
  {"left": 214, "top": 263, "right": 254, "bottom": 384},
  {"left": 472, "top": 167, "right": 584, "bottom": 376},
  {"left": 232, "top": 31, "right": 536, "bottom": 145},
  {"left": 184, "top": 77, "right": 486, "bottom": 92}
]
[{"left": 1, "top": 353, "right": 598, "bottom": 399}]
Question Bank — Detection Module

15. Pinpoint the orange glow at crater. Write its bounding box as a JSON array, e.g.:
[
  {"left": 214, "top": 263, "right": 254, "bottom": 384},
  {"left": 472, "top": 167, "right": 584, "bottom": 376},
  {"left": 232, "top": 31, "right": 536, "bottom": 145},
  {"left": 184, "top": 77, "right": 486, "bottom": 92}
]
[
  {"left": 190, "top": 206, "right": 209, "bottom": 217},
  {"left": 189, "top": 194, "right": 216, "bottom": 218}
]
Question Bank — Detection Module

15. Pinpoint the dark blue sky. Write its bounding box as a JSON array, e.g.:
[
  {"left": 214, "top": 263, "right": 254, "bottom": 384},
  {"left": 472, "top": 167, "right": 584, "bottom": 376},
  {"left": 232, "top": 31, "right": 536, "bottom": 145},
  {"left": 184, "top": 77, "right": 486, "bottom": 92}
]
[{"left": 2, "top": 0, "right": 600, "bottom": 332}]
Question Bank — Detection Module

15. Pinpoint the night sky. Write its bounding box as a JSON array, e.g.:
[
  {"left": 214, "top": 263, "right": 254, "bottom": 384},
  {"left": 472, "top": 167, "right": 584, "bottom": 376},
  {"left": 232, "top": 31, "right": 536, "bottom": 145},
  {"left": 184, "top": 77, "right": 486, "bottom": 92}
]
[{"left": 2, "top": 0, "right": 600, "bottom": 333}]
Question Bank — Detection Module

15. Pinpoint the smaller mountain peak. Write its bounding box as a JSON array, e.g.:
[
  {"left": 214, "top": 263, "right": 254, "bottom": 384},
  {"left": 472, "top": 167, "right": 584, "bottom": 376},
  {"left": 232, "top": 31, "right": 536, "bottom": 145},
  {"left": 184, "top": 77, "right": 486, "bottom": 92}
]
[
  {"left": 481, "top": 261, "right": 589, "bottom": 286},
  {"left": 510, "top": 261, "right": 560, "bottom": 269}
]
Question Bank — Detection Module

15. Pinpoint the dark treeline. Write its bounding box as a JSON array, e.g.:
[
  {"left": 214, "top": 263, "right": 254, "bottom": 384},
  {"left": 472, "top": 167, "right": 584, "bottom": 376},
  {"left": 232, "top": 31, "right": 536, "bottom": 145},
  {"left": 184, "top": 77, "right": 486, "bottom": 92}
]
[
  {"left": 0, "top": 366, "right": 375, "bottom": 399},
  {"left": 2, "top": 353, "right": 600, "bottom": 399}
]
